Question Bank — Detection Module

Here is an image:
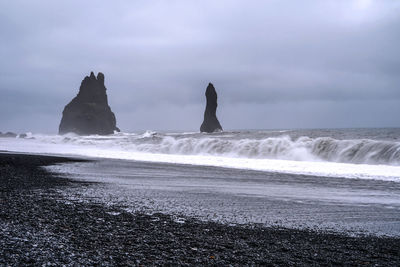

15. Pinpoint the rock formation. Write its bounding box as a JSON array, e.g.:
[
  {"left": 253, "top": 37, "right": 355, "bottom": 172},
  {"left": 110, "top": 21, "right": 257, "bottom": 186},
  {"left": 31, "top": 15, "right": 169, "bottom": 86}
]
[
  {"left": 200, "top": 83, "right": 223, "bottom": 133},
  {"left": 59, "top": 72, "right": 120, "bottom": 135},
  {"left": 18, "top": 133, "right": 27, "bottom": 139},
  {"left": 0, "top": 132, "right": 17, "bottom": 138}
]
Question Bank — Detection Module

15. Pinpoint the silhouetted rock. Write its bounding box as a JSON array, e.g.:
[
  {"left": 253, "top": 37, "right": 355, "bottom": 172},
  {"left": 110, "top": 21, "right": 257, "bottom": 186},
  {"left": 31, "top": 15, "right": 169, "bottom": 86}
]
[
  {"left": 59, "top": 72, "right": 119, "bottom": 135},
  {"left": 0, "top": 132, "right": 17, "bottom": 138},
  {"left": 200, "top": 83, "right": 223, "bottom": 133},
  {"left": 18, "top": 133, "right": 27, "bottom": 139}
]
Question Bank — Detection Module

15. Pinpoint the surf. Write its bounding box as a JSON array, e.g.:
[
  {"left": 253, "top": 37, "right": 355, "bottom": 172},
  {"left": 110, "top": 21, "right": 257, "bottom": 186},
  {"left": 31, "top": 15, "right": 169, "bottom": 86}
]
[
  {"left": 28, "top": 130, "right": 400, "bottom": 165},
  {"left": 1, "top": 129, "right": 400, "bottom": 182}
]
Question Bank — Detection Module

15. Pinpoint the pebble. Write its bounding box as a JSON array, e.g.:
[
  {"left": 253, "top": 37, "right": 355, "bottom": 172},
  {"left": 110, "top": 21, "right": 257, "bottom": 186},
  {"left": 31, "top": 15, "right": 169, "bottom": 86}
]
[{"left": 1, "top": 153, "right": 399, "bottom": 266}]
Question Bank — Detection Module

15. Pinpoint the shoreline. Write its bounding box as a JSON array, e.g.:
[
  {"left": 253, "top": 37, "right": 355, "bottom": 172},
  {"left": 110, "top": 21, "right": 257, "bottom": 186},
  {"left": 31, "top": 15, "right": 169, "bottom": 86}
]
[
  {"left": 3, "top": 133, "right": 400, "bottom": 182},
  {"left": 1, "top": 153, "right": 399, "bottom": 265}
]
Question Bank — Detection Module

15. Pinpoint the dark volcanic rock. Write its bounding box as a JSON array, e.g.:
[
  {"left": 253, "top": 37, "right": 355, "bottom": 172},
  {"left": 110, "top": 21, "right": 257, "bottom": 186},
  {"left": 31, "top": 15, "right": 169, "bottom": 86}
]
[
  {"left": 0, "top": 132, "right": 17, "bottom": 138},
  {"left": 59, "top": 72, "right": 120, "bottom": 135},
  {"left": 200, "top": 83, "right": 223, "bottom": 133},
  {"left": 1, "top": 153, "right": 400, "bottom": 266},
  {"left": 18, "top": 133, "right": 27, "bottom": 139}
]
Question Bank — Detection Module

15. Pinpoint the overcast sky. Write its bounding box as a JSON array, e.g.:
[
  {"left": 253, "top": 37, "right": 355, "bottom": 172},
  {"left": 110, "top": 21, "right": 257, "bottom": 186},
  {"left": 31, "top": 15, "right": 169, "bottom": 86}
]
[{"left": 1, "top": 0, "right": 399, "bottom": 133}]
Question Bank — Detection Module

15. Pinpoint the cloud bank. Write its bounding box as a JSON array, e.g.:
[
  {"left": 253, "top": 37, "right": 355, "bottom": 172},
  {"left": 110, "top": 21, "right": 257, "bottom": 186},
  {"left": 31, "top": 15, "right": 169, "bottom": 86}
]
[{"left": 0, "top": 0, "right": 399, "bottom": 133}]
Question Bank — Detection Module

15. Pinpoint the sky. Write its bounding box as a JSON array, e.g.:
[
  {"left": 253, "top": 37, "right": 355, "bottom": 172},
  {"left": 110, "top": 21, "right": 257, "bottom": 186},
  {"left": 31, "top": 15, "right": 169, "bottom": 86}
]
[{"left": 0, "top": 0, "right": 399, "bottom": 133}]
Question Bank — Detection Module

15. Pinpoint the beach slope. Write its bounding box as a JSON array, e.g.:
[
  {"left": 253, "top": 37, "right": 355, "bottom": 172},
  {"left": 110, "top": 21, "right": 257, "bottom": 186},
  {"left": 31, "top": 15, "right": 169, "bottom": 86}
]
[{"left": 1, "top": 153, "right": 399, "bottom": 266}]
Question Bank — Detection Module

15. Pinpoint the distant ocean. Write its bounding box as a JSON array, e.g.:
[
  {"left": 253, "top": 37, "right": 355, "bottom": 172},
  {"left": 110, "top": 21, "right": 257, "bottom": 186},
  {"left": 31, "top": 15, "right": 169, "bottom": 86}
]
[
  {"left": 2, "top": 128, "right": 400, "bottom": 182},
  {"left": 2, "top": 128, "right": 400, "bottom": 236}
]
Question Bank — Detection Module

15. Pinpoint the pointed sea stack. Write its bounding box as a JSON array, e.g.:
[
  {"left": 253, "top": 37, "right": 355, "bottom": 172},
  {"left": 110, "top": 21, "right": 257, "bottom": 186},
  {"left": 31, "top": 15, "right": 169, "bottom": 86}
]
[
  {"left": 200, "top": 83, "right": 223, "bottom": 133},
  {"left": 59, "top": 72, "right": 120, "bottom": 135}
]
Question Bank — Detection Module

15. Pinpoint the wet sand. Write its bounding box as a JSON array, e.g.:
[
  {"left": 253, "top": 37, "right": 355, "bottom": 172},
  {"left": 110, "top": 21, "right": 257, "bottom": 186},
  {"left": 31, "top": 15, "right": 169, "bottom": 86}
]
[
  {"left": 1, "top": 153, "right": 399, "bottom": 266},
  {"left": 49, "top": 158, "right": 400, "bottom": 236}
]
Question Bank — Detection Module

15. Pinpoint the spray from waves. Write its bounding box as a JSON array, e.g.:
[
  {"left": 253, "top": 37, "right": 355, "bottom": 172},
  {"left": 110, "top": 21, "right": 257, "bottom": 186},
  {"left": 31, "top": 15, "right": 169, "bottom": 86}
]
[
  {"left": 43, "top": 131, "right": 400, "bottom": 166},
  {"left": 310, "top": 137, "right": 400, "bottom": 165}
]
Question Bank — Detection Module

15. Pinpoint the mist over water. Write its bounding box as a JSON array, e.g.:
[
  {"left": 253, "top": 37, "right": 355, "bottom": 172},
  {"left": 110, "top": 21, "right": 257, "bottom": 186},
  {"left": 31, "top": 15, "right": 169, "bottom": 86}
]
[
  {"left": 32, "top": 128, "right": 400, "bottom": 165},
  {"left": 1, "top": 128, "right": 400, "bottom": 182}
]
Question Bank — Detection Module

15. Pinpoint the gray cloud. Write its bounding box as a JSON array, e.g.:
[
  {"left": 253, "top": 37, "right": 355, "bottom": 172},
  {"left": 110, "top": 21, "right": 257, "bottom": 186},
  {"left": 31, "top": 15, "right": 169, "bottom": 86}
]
[{"left": 0, "top": 0, "right": 399, "bottom": 133}]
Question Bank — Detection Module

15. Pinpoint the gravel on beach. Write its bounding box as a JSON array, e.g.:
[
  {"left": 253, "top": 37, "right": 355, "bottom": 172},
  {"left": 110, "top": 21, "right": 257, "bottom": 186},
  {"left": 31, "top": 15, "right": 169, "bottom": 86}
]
[{"left": 1, "top": 153, "right": 399, "bottom": 266}]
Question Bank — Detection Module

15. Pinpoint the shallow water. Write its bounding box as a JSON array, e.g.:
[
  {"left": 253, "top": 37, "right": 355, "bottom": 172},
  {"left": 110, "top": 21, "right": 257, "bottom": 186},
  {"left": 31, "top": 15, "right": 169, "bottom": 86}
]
[{"left": 47, "top": 158, "right": 400, "bottom": 237}]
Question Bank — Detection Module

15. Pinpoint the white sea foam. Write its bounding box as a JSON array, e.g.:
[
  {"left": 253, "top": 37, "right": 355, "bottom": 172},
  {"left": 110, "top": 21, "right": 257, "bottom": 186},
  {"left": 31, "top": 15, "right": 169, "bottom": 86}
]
[
  {"left": 1, "top": 132, "right": 400, "bottom": 182},
  {"left": 22, "top": 131, "right": 400, "bottom": 165}
]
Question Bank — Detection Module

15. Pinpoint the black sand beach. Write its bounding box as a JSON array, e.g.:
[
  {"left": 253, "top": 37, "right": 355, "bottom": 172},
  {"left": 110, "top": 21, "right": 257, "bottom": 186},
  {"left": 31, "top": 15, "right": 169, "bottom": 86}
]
[{"left": 1, "top": 153, "right": 399, "bottom": 266}]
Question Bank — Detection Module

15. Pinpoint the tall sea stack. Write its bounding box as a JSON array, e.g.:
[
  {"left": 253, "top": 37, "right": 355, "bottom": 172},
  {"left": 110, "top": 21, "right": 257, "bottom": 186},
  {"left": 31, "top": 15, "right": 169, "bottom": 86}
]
[
  {"left": 59, "top": 72, "right": 119, "bottom": 135},
  {"left": 200, "top": 83, "right": 223, "bottom": 133}
]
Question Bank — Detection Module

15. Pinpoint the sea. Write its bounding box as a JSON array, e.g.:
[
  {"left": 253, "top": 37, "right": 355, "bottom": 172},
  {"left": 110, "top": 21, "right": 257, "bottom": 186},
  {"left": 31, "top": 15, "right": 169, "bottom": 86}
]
[{"left": 1, "top": 128, "right": 400, "bottom": 236}]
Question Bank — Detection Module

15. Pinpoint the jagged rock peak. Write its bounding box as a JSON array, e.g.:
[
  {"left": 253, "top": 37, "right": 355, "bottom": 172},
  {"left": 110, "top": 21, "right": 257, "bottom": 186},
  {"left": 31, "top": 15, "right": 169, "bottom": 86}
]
[
  {"left": 97, "top": 72, "right": 105, "bottom": 85},
  {"left": 59, "top": 72, "right": 120, "bottom": 135},
  {"left": 205, "top": 83, "right": 217, "bottom": 99},
  {"left": 200, "top": 82, "right": 223, "bottom": 133}
]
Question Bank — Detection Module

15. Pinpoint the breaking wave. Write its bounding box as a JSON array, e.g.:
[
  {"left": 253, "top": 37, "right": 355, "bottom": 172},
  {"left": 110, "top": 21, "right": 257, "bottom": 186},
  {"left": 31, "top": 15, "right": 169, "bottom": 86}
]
[{"left": 49, "top": 132, "right": 400, "bottom": 166}]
